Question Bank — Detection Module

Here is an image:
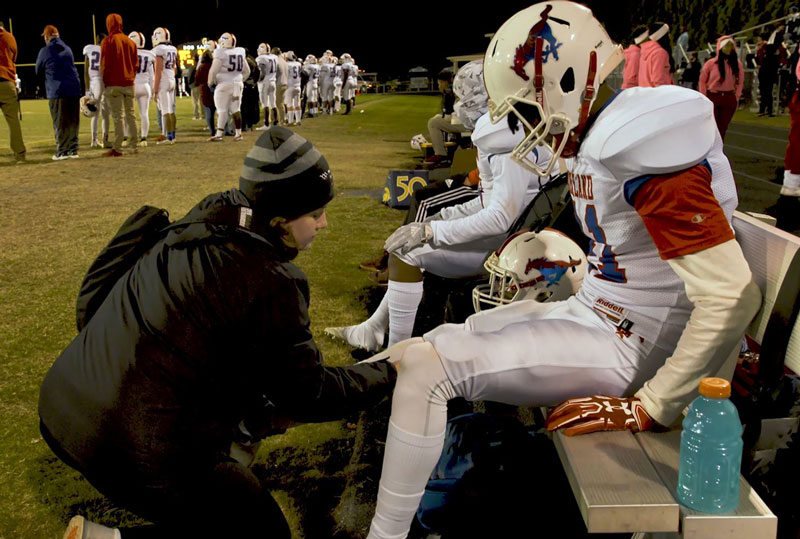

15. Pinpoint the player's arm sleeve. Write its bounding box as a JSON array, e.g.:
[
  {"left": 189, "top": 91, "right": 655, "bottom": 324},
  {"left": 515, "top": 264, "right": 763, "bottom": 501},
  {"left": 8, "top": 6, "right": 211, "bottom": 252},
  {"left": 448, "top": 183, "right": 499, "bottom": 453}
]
[
  {"left": 148, "top": 62, "right": 155, "bottom": 88},
  {"left": 258, "top": 62, "right": 266, "bottom": 82},
  {"left": 430, "top": 153, "right": 529, "bottom": 246},
  {"left": 629, "top": 166, "right": 761, "bottom": 425},
  {"left": 153, "top": 56, "right": 163, "bottom": 92},
  {"left": 242, "top": 57, "right": 251, "bottom": 80},
  {"left": 208, "top": 57, "right": 221, "bottom": 86},
  {"left": 436, "top": 194, "right": 483, "bottom": 221}
]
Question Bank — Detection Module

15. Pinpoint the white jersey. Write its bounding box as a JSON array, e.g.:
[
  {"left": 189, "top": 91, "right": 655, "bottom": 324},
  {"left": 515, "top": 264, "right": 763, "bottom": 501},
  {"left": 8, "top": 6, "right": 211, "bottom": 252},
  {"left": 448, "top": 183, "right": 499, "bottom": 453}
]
[
  {"left": 304, "top": 63, "right": 320, "bottom": 85},
  {"left": 134, "top": 49, "right": 156, "bottom": 87},
  {"left": 152, "top": 43, "right": 178, "bottom": 79},
  {"left": 567, "top": 86, "right": 737, "bottom": 345},
  {"left": 431, "top": 113, "right": 554, "bottom": 247},
  {"left": 286, "top": 61, "right": 302, "bottom": 87},
  {"left": 257, "top": 53, "right": 278, "bottom": 82},
  {"left": 214, "top": 47, "right": 247, "bottom": 84},
  {"left": 83, "top": 44, "right": 102, "bottom": 81},
  {"left": 341, "top": 61, "right": 354, "bottom": 81},
  {"left": 319, "top": 63, "right": 334, "bottom": 85},
  {"left": 334, "top": 65, "right": 343, "bottom": 85},
  {"left": 349, "top": 64, "right": 359, "bottom": 80}
]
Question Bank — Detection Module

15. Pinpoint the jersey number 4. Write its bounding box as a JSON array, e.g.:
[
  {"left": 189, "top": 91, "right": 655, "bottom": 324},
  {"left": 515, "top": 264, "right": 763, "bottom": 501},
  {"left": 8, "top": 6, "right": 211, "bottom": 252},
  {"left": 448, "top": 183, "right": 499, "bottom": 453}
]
[{"left": 584, "top": 205, "right": 627, "bottom": 283}]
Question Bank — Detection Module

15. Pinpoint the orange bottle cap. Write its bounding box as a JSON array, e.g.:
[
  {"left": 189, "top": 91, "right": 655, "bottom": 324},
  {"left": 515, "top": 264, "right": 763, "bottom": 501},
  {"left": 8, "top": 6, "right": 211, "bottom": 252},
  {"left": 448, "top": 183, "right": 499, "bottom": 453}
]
[{"left": 699, "top": 377, "right": 731, "bottom": 398}]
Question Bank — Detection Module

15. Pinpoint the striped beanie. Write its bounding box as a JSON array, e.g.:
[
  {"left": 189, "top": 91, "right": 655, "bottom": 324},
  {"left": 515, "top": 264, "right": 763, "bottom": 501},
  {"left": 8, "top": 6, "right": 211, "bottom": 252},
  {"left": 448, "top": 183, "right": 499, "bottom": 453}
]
[{"left": 239, "top": 127, "right": 334, "bottom": 220}]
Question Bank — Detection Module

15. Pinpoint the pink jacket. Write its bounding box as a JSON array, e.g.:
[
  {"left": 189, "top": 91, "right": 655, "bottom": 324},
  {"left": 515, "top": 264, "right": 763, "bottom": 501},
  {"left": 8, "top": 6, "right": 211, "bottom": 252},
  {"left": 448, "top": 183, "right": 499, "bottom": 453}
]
[
  {"left": 621, "top": 45, "right": 641, "bottom": 88},
  {"left": 638, "top": 41, "right": 673, "bottom": 87},
  {"left": 699, "top": 36, "right": 744, "bottom": 99}
]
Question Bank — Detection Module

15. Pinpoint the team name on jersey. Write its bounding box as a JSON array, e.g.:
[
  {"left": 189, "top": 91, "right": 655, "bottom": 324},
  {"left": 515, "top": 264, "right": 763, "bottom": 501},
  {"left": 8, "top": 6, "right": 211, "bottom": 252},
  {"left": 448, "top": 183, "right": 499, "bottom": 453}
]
[{"left": 568, "top": 172, "right": 594, "bottom": 200}]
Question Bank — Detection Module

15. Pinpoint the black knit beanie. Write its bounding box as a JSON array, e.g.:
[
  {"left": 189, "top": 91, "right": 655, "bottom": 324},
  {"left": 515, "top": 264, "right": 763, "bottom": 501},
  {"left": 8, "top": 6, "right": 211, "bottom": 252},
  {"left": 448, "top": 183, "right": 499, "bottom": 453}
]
[{"left": 239, "top": 127, "right": 334, "bottom": 221}]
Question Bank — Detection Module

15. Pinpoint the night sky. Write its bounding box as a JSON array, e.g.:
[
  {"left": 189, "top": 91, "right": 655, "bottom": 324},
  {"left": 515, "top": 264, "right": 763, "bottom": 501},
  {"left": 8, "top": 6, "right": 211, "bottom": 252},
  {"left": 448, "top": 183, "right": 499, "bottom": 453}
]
[{"left": 6, "top": 1, "right": 632, "bottom": 79}]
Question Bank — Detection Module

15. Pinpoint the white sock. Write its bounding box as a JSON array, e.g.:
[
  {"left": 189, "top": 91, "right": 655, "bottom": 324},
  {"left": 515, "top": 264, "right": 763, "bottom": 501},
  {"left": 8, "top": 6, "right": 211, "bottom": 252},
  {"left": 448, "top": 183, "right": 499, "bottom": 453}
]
[
  {"left": 341, "top": 293, "right": 389, "bottom": 350},
  {"left": 214, "top": 129, "right": 224, "bottom": 138},
  {"left": 235, "top": 128, "right": 242, "bottom": 136},
  {"left": 387, "top": 280, "right": 424, "bottom": 346},
  {"left": 367, "top": 421, "right": 446, "bottom": 539},
  {"left": 783, "top": 170, "right": 800, "bottom": 193}
]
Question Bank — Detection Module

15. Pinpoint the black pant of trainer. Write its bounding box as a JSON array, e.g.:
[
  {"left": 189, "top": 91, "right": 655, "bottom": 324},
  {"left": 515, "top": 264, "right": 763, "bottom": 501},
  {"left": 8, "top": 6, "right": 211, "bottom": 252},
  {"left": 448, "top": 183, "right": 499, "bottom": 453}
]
[{"left": 49, "top": 96, "right": 80, "bottom": 157}]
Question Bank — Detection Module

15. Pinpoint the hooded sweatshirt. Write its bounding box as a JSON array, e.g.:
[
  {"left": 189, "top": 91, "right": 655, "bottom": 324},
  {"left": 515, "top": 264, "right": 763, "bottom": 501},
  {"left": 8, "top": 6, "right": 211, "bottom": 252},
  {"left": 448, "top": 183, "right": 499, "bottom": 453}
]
[
  {"left": 35, "top": 37, "right": 81, "bottom": 98},
  {"left": 638, "top": 40, "right": 673, "bottom": 87},
  {"left": 699, "top": 36, "right": 744, "bottom": 99},
  {"left": 100, "top": 13, "right": 137, "bottom": 87},
  {"left": 0, "top": 27, "right": 18, "bottom": 83},
  {"left": 621, "top": 45, "right": 641, "bottom": 88}
]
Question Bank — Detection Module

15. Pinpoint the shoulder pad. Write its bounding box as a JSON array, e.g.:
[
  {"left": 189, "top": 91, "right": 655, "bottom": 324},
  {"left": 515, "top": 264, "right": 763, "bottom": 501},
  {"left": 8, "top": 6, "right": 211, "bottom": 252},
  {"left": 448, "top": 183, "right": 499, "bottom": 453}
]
[
  {"left": 471, "top": 112, "right": 524, "bottom": 156},
  {"left": 585, "top": 87, "right": 716, "bottom": 180}
]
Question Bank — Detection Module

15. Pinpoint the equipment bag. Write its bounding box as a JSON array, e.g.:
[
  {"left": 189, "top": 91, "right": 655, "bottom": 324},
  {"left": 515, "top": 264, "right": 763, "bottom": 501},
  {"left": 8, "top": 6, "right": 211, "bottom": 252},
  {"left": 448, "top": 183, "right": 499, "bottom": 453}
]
[{"left": 382, "top": 170, "right": 429, "bottom": 208}]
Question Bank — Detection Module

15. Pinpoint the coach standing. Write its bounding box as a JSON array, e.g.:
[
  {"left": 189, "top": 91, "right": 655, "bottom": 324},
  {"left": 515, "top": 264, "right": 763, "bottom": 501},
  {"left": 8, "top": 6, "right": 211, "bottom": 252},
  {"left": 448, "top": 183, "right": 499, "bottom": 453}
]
[
  {"left": 0, "top": 21, "right": 26, "bottom": 163},
  {"left": 101, "top": 14, "right": 138, "bottom": 157},
  {"left": 35, "top": 25, "right": 81, "bottom": 160}
]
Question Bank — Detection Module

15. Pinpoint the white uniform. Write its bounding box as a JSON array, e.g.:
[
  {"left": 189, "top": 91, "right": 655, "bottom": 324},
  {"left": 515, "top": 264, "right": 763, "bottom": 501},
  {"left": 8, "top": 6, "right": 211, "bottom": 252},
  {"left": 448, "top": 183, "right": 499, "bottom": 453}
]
[
  {"left": 396, "top": 113, "right": 555, "bottom": 278},
  {"left": 285, "top": 60, "right": 302, "bottom": 124},
  {"left": 256, "top": 53, "right": 278, "bottom": 108},
  {"left": 304, "top": 63, "right": 320, "bottom": 104},
  {"left": 212, "top": 46, "right": 247, "bottom": 115},
  {"left": 333, "top": 64, "right": 343, "bottom": 108},
  {"left": 133, "top": 49, "right": 155, "bottom": 138},
  {"left": 342, "top": 61, "right": 357, "bottom": 101},
  {"left": 319, "top": 63, "right": 335, "bottom": 103},
  {"left": 83, "top": 44, "right": 108, "bottom": 141},
  {"left": 152, "top": 43, "right": 177, "bottom": 114},
  {"left": 428, "top": 86, "right": 736, "bottom": 408}
]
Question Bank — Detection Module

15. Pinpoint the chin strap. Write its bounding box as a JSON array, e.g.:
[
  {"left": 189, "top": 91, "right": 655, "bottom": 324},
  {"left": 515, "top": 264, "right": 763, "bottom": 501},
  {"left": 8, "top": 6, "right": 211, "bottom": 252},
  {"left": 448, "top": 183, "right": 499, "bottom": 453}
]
[{"left": 561, "top": 50, "right": 598, "bottom": 158}]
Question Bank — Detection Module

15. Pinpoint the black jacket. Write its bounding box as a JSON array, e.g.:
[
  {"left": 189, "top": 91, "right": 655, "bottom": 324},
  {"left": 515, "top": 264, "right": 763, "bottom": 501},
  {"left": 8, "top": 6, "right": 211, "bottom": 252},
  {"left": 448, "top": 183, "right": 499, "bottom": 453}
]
[{"left": 39, "top": 189, "right": 395, "bottom": 481}]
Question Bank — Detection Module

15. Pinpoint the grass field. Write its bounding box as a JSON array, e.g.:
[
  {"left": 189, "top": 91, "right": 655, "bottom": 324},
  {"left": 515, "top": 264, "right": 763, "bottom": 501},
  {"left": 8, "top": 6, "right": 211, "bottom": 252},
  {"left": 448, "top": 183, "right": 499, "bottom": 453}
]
[{"left": 0, "top": 93, "right": 437, "bottom": 538}]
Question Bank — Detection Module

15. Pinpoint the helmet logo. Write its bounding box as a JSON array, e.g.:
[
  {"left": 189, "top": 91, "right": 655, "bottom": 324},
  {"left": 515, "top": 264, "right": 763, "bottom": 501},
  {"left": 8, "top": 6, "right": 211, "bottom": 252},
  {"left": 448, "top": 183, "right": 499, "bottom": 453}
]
[
  {"left": 525, "top": 257, "right": 581, "bottom": 287},
  {"left": 512, "top": 4, "right": 568, "bottom": 81}
]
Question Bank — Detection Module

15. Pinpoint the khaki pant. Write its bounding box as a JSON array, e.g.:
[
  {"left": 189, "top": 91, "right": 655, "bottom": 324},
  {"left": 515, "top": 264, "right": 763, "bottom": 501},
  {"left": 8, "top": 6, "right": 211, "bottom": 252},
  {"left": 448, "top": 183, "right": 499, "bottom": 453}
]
[
  {"left": 0, "top": 80, "right": 26, "bottom": 159},
  {"left": 427, "top": 114, "right": 463, "bottom": 156},
  {"left": 275, "top": 85, "right": 287, "bottom": 124},
  {"left": 104, "top": 85, "right": 138, "bottom": 152}
]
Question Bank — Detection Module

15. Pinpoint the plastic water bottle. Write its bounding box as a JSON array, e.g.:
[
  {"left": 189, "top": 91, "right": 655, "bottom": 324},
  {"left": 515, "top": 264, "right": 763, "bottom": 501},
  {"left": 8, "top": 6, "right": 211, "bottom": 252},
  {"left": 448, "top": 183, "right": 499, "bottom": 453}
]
[{"left": 677, "top": 377, "right": 743, "bottom": 513}]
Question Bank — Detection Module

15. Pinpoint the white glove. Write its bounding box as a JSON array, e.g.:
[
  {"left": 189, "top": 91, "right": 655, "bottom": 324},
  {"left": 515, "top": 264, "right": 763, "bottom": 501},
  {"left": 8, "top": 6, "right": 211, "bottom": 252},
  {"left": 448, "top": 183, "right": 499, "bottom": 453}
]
[{"left": 384, "top": 222, "right": 433, "bottom": 255}]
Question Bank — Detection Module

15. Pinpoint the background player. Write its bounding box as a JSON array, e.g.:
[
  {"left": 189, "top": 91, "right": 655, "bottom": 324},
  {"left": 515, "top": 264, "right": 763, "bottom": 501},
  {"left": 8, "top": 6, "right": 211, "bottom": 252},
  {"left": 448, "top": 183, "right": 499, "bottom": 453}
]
[
  {"left": 284, "top": 51, "right": 302, "bottom": 126},
  {"left": 151, "top": 27, "right": 177, "bottom": 143},
  {"left": 362, "top": 3, "right": 762, "bottom": 538},
  {"left": 340, "top": 53, "right": 357, "bottom": 114},
  {"left": 303, "top": 54, "right": 319, "bottom": 118},
  {"left": 82, "top": 34, "right": 108, "bottom": 148},
  {"left": 319, "top": 55, "right": 335, "bottom": 115},
  {"left": 208, "top": 32, "right": 249, "bottom": 142},
  {"left": 333, "top": 55, "right": 343, "bottom": 112},
  {"left": 128, "top": 31, "right": 154, "bottom": 146},
  {"left": 255, "top": 43, "right": 278, "bottom": 129}
]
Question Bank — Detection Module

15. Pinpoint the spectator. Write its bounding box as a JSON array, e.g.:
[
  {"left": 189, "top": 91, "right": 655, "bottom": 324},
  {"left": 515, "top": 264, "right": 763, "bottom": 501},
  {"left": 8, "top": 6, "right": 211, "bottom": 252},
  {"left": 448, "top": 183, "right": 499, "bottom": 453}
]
[
  {"left": 699, "top": 36, "right": 743, "bottom": 140},
  {"left": 0, "top": 21, "right": 26, "bottom": 163},
  {"left": 675, "top": 25, "right": 689, "bottom": 65},
  {"left": 767, "top": 56, "right": 800, "bottom": 231},
  {"left": 425, "top": 68, "right": 459, "bottom": 168},
  {"left": 35, "top": 24, "right": 82, "bottom": 160},
  {"left": 622, "top": 25, "right": 649, "bottom": 89},
  {"left": 40, "top": 127, "right": 397, "bottom": 539},
  {"left": 195, "top": 42, "right": 216, "bottom": 134},
  {"left": 639, "top": 22, "right": 674, "bottom": 87},
  {"left": 757, "top": 26, "right": 788, "bottom": 116},
  {"left": 680, "top": 52, "right": 701, "bottom": 90},
  {"left": 100, "top": 14, "right": 138, "bottom": 157},
  {"left": 188, "top": 52, "right": 201, "bottom": 120},
  {"left": 273, "top": 46, "right": 287, "bottom": 125},
  {"left": 241, "top": 49, "right": 260, "bottom": 131}
]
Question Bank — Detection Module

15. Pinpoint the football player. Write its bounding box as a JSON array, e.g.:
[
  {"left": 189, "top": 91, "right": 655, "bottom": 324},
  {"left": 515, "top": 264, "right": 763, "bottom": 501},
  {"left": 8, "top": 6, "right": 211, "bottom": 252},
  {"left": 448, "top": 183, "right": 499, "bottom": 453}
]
[
  {"left": 340, "top": 53, "right": 357, "bottom": 114},
  {"left": 129, "top": 31, "right": 155, "bottom": 146},
  {"left": 332, "top": 56, "right": 343, "bottom": 112},
  {"left": 151, "top": 27, "right": 178, "bottom": 143},
  {"left": 361, "top": 3, "right": 761, "bottom": 538},
  {"left": 208, "top": 32, "right": 249, "bottom": 142},
  {"left": 83, "top": 34, "right": 109, "bottom": 148},
  {"left": 255, "top": 43, "right": 279, "bottom": 129},
  {"left": 319, "top": 56, "right": 337, "bottom": 115},
  {"left": 303, "top": 54, "right": 319, "bottom": 118},
  {"left": 326, "top": 59, "right": 555, "bottom": 352},
  {"left": 284, "top": 51, "right": 302, "bottom": 126}
]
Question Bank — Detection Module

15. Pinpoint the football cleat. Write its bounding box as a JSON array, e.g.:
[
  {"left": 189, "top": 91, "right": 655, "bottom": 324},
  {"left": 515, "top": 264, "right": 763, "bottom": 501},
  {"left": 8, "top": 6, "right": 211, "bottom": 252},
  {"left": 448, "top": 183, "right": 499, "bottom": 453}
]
[
  {"left": 233, "top": 134, "right": 243, "bottom": 141},
  {"left": 208, "top": 135, "right": 223, "bottom": 142}
]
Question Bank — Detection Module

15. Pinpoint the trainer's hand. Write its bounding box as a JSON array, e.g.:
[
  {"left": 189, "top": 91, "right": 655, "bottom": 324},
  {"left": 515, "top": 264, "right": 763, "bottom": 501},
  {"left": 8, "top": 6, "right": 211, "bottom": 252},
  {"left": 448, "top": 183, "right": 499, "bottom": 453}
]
[
  {"left": 545, "top": 395, "right": 655, "bottom": 436},
  {"left": 384, "top": 222, "right": 433, "bottom": 255}
]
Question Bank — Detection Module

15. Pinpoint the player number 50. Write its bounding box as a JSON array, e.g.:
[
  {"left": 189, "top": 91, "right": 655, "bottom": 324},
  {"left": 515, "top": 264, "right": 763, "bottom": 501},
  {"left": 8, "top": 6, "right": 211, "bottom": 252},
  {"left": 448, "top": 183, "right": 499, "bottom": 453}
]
[{"left": 395, "top": 176, "right": 426, "bottom": 202}]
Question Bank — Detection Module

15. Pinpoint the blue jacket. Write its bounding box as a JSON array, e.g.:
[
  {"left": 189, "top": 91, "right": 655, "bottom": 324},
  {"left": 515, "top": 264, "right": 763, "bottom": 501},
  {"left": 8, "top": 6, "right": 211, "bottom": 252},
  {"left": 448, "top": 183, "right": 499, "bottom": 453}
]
[{"left": 35, "top": 37, "right": 81, "bottom": 99}]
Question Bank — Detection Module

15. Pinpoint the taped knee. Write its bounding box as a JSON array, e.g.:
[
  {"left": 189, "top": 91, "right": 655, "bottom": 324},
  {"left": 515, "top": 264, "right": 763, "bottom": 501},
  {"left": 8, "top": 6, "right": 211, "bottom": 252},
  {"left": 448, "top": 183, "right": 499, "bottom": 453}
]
[{"left": 394, "top": 342, "right": 455, "bottom": 406}]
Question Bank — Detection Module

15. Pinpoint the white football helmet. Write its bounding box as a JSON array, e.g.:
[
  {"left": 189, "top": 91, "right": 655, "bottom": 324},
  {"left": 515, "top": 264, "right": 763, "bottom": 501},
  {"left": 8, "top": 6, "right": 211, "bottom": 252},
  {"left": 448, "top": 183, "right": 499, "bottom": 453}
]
[
  {"left": 484, "top": 2, "right": 623, "bottom": 176},
  {"left": 305, "top": 54, "right": 317, "bottom": 65},
  {"left": 324, "top": 49, "right": 333, "bottom": 57},
  {"left": 80, "top": 95, "right": 99, "bottom": 118},
  {"left": 330, "top": 56, "right": 338, "bottom": 65},
  {"left": 320, "top": 55, "right": 331, "bottom": 65},
  {"left": 410, "top": 134, "right": 428, "bottom": 151},
  {"left": 151, "top": 27, "right": 170, "bottom": 47},
  {"left": 128, "top": 31, "right": 145, "bottom": 49},
  {"left": 257, "top": 43, "right": 269, "bottom": 56},
  {"left": 472, "top": 228, "right": 587, "bottom": 312},
  {"left": 452, "top": 59, "right": 488, "bottom": 130},
  {"left": 219, "top": 32, "right": 236, "bottom": 49},
  {"left": 285, "top": 51, "right": 297, "bottom": 61},
  {"left": 340, "top": 53, "right": 352, "bottom": 63}
]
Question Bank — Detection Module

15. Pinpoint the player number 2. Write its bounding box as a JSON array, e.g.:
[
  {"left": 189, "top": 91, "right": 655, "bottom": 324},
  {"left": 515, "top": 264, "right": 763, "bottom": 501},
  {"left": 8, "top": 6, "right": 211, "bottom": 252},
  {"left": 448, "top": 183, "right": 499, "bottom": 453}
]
[
  {"left": 584, "top": 205, "right": 627, "bottom": 283},
  {"left": 90, "top": 51, "right": 100, "bottom": 71}
]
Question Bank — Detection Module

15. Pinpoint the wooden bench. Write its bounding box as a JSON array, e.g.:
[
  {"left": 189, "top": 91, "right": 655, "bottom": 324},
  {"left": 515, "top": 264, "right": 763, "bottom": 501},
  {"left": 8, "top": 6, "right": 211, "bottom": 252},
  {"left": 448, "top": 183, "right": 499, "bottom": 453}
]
[{"left": 554, "top": 211, "right": 800, "bottom": 538}]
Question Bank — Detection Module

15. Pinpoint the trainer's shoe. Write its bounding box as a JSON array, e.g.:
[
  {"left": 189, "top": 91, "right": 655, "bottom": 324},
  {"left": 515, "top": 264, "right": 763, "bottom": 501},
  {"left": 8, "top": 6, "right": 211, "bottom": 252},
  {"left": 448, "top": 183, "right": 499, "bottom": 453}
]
[
  {"left": 104, "top": 148, "right": 123, "bottom": 157},
  {"left": 324, "top": 323, "right": 384, "bottom": 352},
  {"left": 62, "top": 515, "right": 118, "bottom": 539},
  {"left": 52, "top": 153, "right": 69, "bottom": 161},
  {"left": 208, "top": 135, "right": 223, "bottom": 142},
  {"left": 67, "top": 152, "right": 80, "bottom": 159}
]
